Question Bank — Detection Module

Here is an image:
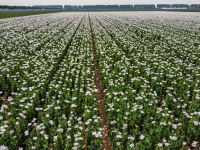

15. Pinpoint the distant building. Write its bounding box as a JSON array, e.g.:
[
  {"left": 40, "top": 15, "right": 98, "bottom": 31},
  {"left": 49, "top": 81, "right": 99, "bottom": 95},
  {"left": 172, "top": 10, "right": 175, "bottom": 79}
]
[
  {"left": 1, "top": 4, "right": 200, "bottom": 11},
  {"left": 190, "top": 4, "right": 200, "bottom": 9},
  {"left": 106, "top": 5, "right": 119, "bottom": 9},
  {"left": 77, "top": 5, "right": 82, "bottom": 9},
  {"left": 32, "top": 5, "right": 63, "bottom": 10},
  {"left": 81, "top": 5, "right": 93, "bottom": 10},
  {"left": 81, "top": 5, "right": 113, "bottom": 10},
  {"left": 119, "top": 5, "right": 134, "bottom": 9},
  {"left": 95, "top": 5, "right": 107, "bottom": 10},
  {"left": 64, "top": 5, "right": 77, "bottom": 10},
  {"left": 171, "top": 4, "right": 189, "bottom": 9},
  {"left": 134, "top": 4, "right": 155, "bottom": 9},
  {"left": 157, "top": 4, "right": 171, "bottom": 9}
]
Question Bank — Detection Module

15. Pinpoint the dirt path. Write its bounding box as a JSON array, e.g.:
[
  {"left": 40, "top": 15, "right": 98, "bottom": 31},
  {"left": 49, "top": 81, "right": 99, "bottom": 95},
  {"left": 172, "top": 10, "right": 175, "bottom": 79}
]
[
  {"left": 2, "top": 90, "right": 9, "bottom": 109},
  {"left": 88, "top": 13, "right": 112, "bottom": 150}
]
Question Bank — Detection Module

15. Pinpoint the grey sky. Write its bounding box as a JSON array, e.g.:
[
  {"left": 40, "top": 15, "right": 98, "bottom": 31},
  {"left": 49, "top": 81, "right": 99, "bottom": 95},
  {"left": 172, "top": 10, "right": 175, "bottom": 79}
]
[{"left": 1, "top": 0, "right": 200, "bottom": 6}]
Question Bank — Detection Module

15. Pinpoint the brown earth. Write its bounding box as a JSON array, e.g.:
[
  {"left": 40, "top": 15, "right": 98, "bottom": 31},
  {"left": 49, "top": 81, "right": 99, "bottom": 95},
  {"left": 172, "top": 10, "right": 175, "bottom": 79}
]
[
  {"left": 88, "top": 13, "right": 112, "bottom": 150},
  {"left": 3, "top": 90, "right": 9, "bottom": 108}
]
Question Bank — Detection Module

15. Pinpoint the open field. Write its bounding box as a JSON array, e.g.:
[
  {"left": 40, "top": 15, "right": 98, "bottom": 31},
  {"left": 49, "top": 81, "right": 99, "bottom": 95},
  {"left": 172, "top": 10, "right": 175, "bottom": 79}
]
[
  {"left": 0, "top": 10, "right": 63, "bottom": 19},
  {"left": 0, "top": 11, "right": 200, "bottom": 149},
  {"left": 0, "top": 9, "right": 200, "bottom": 19}
]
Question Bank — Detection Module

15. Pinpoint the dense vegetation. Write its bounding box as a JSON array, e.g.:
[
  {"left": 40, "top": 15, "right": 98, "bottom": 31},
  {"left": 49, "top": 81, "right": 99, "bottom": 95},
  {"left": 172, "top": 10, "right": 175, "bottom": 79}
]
[{"left": 0, "top": 11, "right": 200, "bottom": 149}]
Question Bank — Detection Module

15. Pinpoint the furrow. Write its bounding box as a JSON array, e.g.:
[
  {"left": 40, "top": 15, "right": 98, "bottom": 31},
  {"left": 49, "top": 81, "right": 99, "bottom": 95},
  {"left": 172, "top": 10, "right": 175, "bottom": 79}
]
[{"left": 88, "top": 13, "right": 112, "bottom": 150}]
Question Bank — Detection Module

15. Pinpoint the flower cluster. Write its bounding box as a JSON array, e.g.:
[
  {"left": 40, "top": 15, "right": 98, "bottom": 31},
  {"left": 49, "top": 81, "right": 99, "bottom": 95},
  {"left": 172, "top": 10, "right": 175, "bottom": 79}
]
[
  {"left": 90, "top": 12, "right": 200, "bottom": 149},
  {"left": 1, "top": 11, "right": 200, "bottom": 150}
]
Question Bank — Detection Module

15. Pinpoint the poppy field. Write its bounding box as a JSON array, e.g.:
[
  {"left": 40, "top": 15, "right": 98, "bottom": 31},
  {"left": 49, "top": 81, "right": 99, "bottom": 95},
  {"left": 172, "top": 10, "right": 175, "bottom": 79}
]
[{"left": 0, "top": 11, "right": 200, "bottom": 150}]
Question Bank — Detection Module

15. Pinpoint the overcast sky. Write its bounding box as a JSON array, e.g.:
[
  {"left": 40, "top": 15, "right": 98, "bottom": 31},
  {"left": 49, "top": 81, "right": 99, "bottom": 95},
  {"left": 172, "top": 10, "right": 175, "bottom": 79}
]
[{"left": 1, "top": 0, "right": 200, "bottom": 6}]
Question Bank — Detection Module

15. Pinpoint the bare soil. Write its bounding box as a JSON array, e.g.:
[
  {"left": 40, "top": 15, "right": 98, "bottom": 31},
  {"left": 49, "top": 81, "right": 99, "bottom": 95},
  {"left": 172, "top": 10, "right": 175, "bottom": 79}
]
[
  {"left": 3, "top": 90, "right": 9, "bottom": 107},
  {"left": 89, "top": 14, "right": 112, "bottom": 150}
]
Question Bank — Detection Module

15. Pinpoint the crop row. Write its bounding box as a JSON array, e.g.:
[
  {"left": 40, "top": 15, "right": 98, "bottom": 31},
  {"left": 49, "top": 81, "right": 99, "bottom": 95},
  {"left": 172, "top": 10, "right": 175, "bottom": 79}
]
[
  {"left": 90, "top": 12, "right": 200, "bottom": 149},
  {"left": 0, "top": 12, "right": 87, "bottom": 149},
  {"left": 1, "top": 11, "right": 200, "bottom": 150},
  {"left": 0, "top": 13, "right": 82, "bottom": 94}
]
